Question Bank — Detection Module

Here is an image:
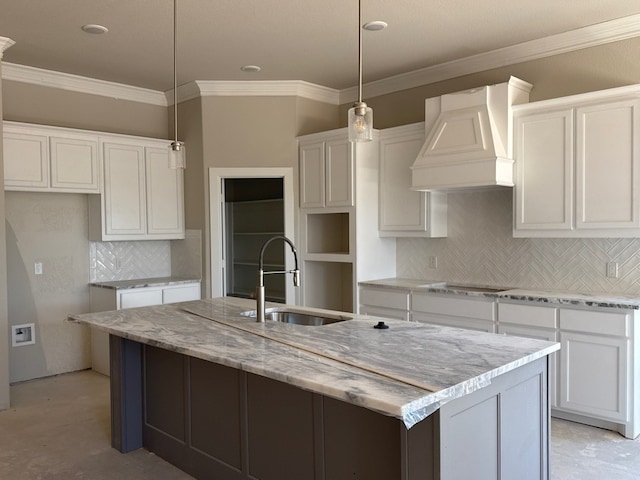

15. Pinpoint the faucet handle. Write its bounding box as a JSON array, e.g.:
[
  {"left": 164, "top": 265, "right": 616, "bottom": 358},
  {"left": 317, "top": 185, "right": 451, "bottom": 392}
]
[{"left": 293, "top": 269, "right": 300, "bottom": 287}]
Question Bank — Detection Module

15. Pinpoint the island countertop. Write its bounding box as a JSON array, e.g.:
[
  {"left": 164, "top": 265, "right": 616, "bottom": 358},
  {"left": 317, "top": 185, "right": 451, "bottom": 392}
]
[{"left": 69, "top": 297, "right": 559, "bottom": 429}]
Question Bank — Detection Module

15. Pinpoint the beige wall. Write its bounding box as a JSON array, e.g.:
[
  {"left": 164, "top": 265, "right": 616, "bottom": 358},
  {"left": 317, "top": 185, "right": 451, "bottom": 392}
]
[
  {"left": 2, "top": 81, "right": 171, "bottom": 383},
  {"left": 3, "top": 81, "right": 168, "bottom": 138},
  {"left": 5, "top": 192, "right": 91, "bottom": 382},
  {"left": 340, "top": 37, "right": 640, "bottom": 129},
  {"left": 194, "top": 95, "right": 339, "bottom": 297},
  {"left": 175, "top": 97, "right": 206, "bottom": 296},
  {"left": 0, "top": 62, "right": 10, "bottom": 408}
]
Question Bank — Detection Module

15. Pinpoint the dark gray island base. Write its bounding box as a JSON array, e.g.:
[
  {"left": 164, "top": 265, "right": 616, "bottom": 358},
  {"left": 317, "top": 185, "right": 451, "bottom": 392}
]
[{"left": 110, "top": 336, "right": 550, "bottom": 480}]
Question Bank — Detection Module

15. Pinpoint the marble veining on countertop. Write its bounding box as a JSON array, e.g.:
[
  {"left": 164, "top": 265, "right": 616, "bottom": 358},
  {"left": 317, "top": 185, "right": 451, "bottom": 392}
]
[
  {"left": 69, "top": 297, "right": 558, "bottom": 429},
  {"left": 90, "top": 276, "right": 201, "bottom": 290},
  {"left": 359, "top": 278, "right": 640, "bottom": 310}
]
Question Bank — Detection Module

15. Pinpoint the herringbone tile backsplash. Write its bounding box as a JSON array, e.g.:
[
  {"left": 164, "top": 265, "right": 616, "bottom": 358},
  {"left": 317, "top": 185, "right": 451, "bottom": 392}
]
[
  {"left": 90, "top": 240, "right": 171, "bottom": 282},
  {"left": 397, "top": 189, "right": 640, "bottom": 295}
]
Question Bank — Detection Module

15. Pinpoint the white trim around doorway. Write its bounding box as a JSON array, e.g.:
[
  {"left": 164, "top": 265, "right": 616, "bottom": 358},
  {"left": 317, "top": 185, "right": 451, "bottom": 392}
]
[{"left": 209, "top": 167, "right": 296, "bottom": 304}]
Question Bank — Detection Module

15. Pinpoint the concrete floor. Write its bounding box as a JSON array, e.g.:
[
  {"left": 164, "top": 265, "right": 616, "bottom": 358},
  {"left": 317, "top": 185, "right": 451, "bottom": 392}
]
[{"left": 1, "top": 370, "right": 639, "bottom": 479}]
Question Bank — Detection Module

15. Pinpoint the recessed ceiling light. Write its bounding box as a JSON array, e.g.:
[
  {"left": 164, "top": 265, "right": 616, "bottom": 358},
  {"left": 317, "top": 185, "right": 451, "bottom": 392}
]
[
  {"left": 241, "top": 65, "right": 261, "bottom": 73},
  {"left": 81, "top": 24, "right": 109, "bottom": 35},
  {"left": 363, "top": 21, "right": 387, "bottom": 31}
]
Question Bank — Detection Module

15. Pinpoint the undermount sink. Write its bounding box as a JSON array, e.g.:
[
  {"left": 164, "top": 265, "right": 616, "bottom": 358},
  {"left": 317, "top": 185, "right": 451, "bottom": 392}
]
[{"left": 240, "top": 308, "right": 351, "bottom": 326}]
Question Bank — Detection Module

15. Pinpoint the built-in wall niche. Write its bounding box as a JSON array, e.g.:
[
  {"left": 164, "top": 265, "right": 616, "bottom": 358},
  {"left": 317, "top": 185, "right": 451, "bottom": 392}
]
[
  {"left": 306, "top": 212, "right": 350, "bottom": 255},
  {"left": 302, "top": 261, "right": 353, "bottom": 312}
]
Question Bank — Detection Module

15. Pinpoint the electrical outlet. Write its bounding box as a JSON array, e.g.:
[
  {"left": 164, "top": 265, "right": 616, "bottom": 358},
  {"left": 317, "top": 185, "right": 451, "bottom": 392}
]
[
  {"left": 606, "top": 262, "right": 619, "bottom": 278},
  {"left": 115, "top": 257, "right": 122, "bottom": 270},
  {"left": 428, "top": 256, "right": 438, "bottom": 269},
  {"left": 34, "top": 262, "right": 43, "bottom": 275}
]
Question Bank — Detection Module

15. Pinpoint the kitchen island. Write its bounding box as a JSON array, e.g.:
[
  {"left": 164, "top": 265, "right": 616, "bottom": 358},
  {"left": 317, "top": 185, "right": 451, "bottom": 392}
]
[{"left": 69, "top": 297, "right": 559, "bottom": 480}]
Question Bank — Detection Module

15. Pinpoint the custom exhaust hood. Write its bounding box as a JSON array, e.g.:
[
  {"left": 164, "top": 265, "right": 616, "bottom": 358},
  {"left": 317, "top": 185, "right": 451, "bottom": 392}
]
[{"left": 411, "top": 76, "right": 532, "bottom": 191}]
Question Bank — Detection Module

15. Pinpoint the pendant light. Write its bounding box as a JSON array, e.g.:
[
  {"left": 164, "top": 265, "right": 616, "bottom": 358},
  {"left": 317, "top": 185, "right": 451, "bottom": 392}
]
[
  {"left": 348, "top": 0, "right": 373, "bottom": 143},
  {"left": 169, "top": 0, "right": 186, "bottom": 169}
]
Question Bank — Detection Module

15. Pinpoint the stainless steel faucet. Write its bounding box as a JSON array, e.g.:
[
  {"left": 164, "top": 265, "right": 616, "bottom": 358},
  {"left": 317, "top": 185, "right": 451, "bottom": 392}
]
[{"left": 256, "top": 235, "right": 300, "bottom": 322}]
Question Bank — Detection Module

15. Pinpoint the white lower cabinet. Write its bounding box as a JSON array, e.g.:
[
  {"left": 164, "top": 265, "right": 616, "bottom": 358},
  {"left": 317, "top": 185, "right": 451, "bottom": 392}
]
[
  {"left": 358, "top": 284, "right": 639, "bottom": 438},
  {"left": 498, "top": 302, "right": 559, "bottom": 408},
  {"left": 412, "top": 292, "right": 496, "bottom": 333},
  {"left": 559, "top": 331, "right": 628, "bottom": 422},
  {"left": 498, "top": 300, "right": 637, "bottom": 438},
  {"left": 558, "top": 308, "right": 631, "bottom": 427},
  {"left": 89, "top": 282, "right": 201, "bottom": 376},
  {"left": 358, "top": 287, "right": 410, "bottom": 321}
]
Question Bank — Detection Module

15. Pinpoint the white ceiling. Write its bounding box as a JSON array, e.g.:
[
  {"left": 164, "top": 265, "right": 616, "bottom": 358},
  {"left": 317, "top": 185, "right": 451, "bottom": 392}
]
[{"left": 1, "top": 0, "right": 640, "bottom": 94}]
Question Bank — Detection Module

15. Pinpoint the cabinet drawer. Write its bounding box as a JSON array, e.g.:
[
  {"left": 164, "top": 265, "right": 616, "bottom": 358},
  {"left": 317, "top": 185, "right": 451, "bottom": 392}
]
[
  {"left": 412, "top": 293, "right": 495, "bottom": 320},
  {"left": 163, "top": 284, "right": 201, "bottom": 304},
  {"left": 359, "top": 305, "right": 410, "bottom": 321},
  {"left": 119, "top": 289, "right": 163, "bottom": 309},
  {"left": 560, "top": 308, "right": 629, "bottom": 337},
  {"left": 498, "top": 302, "right": 557, "bottom": 329},
  {"left": 413, "top": 311, "right": 494, "bottom": 333},
  {"left": 359, "top": 287, "right": 410, "bottom": 311}
]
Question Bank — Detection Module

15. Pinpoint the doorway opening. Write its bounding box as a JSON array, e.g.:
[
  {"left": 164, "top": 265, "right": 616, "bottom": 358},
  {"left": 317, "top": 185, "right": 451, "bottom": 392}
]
[
  {"left": 209, "top": 167, "right": 296, "bottom": 304},
  {"left": 223, "top": 178, "right": 284, "bottom": 302}
]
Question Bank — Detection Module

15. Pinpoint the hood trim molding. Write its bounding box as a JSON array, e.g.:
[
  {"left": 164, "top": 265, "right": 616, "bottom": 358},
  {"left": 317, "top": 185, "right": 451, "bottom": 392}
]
[{"left": 412, "top": 77, "right": 532, "bottom": 191}]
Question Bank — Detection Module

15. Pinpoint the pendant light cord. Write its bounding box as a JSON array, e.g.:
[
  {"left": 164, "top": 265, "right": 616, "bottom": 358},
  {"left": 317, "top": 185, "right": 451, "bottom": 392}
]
[
  {"left": 173, "top": 0, "right": 178, "bottom": 144},
  {"left": 357, "top": 0, "right": 363, "bottom": 104}
]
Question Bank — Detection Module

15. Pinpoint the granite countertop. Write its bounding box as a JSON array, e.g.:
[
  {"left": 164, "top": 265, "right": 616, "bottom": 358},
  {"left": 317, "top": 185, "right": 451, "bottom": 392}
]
[
  {"left": 68, "top": 297, "right": 558, "bottom": 429},
  {"left": 90, "top": 277, "right": 201, "bottom": 290},
  {"left": 359, "top": 278, "right": 640, "bottom": 310}
]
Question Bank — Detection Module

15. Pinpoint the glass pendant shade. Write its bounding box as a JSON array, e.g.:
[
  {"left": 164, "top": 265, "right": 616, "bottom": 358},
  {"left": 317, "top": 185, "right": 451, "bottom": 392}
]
[
  {"left": 169, "top": 141, "right": 186, "bottom": 169},
  {"left": 348, "top": 102, "right": 373, "bottom": 142}
]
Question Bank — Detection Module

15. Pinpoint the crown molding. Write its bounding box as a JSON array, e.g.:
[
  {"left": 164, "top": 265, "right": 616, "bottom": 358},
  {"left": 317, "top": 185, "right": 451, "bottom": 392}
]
[
  {"left": 1, "top": 62, "right": 168, "bottom": 106},
  {"left": 339, "top": 13, "right": 640, "bottom": 104},
  {"left": 195, "top": 80, "right": 340, "bottom": 104},
  {"left": 0, "top": 37, "right": 15, "bottom": 57},
  {"left": 3, "top": 14, "right": 640, "bottom": 106}
]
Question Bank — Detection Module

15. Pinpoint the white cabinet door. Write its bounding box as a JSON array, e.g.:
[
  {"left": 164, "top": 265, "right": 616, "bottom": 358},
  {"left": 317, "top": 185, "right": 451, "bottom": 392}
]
[
  {"left": 559, "top": 331, "right": 628, "bottom": 422},
  {"left": 145, "top": 147, "right": 184, "bottom": 237},
  {"left": 3, "top": 130, "right": 49, "bottom": 189},
  {"left": 299, "top": 141, "right": 325, "bottom": 208},
  {"left": 325, "top": 138, "right": 353, "bottom": 207},
  {"left": 514, "top": 109, "right": 573, "bottom": 232},
  {"left": 379, "top": 126, "right": 427, "bottom": 232},
  {"left": 378, "top": 124, "right": 447, "bottom": 237},
  {"left": 50, "top": 135, "right": 100, "bottom": 193},
  {"left": 576, "top": 99, "right": 640, "bottom": 230},
  {"left": 299, "top": 135, "right": 353, "bottom": 208},
  {"left": 102, "top": 142, "right": 147, "bottom": 237}
]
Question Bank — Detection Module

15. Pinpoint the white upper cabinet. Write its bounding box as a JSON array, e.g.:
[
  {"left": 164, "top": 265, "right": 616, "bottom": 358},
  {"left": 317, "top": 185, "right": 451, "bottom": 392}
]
[
  {"left": 378, "top": 123, "right": 447, "bottom": 237},
  {"left": 513, "top": 85, "right": 640, "bottom": 237},
  {"left": 3, "top": 121, "right": 100, "bottom": 193},
  {"left": 299, "top": 132, "right": 353, "bottom": 208},
  {"left": 89, "top": 136, "right": 184, "bottom": 241},
  {"left": 514, "top": 109, "right": 574, "bottom": 232},
  {"left": 102, "top": 142, "right": 147, "bottom": 237},
  {"left": 575, "top": 99, "right": 640, "bottom": 230},
  {"left": 145, "top": 146, "right": 184, "bottom": 237}
]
